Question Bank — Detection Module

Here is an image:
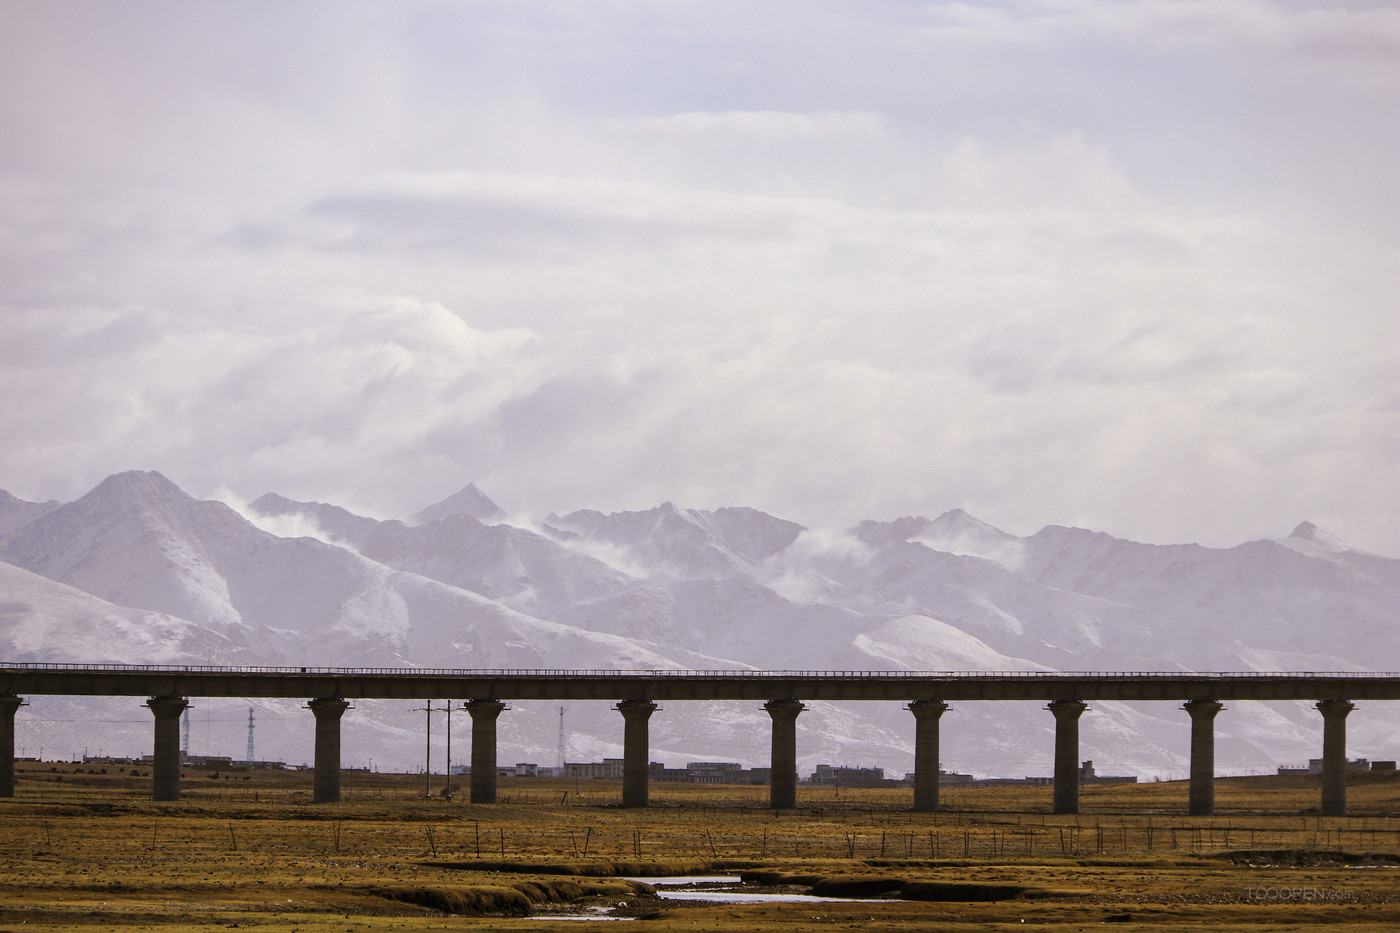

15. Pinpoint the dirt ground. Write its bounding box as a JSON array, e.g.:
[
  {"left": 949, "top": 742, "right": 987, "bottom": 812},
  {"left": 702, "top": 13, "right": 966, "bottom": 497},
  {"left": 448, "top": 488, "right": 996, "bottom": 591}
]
[{"left": 3, "top": 761, "right": 1400, "bottom": 931}]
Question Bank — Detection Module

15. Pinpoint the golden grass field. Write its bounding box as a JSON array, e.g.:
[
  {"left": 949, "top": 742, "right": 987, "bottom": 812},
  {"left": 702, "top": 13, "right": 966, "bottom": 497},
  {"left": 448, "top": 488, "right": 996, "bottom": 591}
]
[{"left": 4, "top": 760, "right": 1400, "bottom": 931}]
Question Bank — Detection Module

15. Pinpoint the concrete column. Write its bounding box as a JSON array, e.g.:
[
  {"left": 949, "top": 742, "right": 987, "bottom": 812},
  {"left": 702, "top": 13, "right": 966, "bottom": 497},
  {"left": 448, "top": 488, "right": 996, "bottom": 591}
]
[
  {"left": 1048, "top": 699, "right": 1088, "bottom": 814},
  {"left": 617, "top": 698, "right": 658, "bottom": 808},
  {"left": 1317, "top": 698, "right": 1355, "bottom": 817},
  {"left": 1184, "top": 699, "right": 1224, "bottom": 816},
  {"left": 468, "top": 699, "right": 507, "bottom": 804},
  {"left": 765, "top": 699, "right": 805, "bottom": 810},
  {"left": 146, "top": 696, "right": 189, "bottom": 802},
  {"left": 0, "top": 696, "right": 25, "bottom": 798},
  {"left": 909, "top": 699, "right": 950, "bottom": 812},
  {"left": 307, "top": 698, "right": 350, "bottom": 803}
]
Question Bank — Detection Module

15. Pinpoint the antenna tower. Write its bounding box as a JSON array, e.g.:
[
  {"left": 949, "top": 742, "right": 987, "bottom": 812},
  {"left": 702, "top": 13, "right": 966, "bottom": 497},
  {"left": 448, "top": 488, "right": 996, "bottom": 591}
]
[
  {"left": 181, "top": 710, "right": 190, "bottom": 757},
  {"left": 556, "top": 706, "right": 566, "bottom": 769},
  {"left": 246, "top": 707, "right": 255, "bottom": 763}
]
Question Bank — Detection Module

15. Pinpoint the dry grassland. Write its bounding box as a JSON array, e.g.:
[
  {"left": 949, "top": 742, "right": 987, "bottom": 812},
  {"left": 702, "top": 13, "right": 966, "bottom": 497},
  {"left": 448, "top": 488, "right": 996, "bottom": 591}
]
[{"left": 4, "top": 761, "right": 1400, "bottom": 931}]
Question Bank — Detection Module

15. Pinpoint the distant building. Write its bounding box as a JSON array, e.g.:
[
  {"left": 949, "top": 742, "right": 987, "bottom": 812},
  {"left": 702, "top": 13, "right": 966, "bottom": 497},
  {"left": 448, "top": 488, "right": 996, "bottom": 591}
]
[
  {"left": 902, "top": 769, "right": 974, "bottom": 784},
  {"left": 686, "top": 761, "right": 745, "bottom": 783},
  {"left": 564, "top": 758, "right": 623, "bottom": 780},
  {"left": 1278, "top": 758, "right": 1372, "bottom": 775},
  {"left": 809, "top": 764, "right": 889, "bottom": 787},
  {"left": 974, "top": 761, "right": 1135, "bottom": 787},
  {"left": 459, "top": 762, "right": 542, "bottom": 778},
  {"left": 649, "top": 760, "right": 769, "bottom": 784},
  {"left": 140, "top": 753, "right": 239, "bottom": 770},
  {"left": 1078, "top": 760, "right": 1137, "bottom": 785}
]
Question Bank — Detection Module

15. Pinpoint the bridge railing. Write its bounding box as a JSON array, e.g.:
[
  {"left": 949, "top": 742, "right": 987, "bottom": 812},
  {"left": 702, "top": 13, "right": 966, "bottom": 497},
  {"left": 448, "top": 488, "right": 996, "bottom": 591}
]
[{"left": 0, "top": 662, "right": 1396, "bottom": 679}]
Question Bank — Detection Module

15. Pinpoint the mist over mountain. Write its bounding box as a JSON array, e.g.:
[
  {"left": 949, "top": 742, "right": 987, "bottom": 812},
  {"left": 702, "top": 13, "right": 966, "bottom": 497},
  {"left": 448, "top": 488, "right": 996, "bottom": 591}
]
[{"left": 2, "top": 471, "right": 1396, "bottom": 781}]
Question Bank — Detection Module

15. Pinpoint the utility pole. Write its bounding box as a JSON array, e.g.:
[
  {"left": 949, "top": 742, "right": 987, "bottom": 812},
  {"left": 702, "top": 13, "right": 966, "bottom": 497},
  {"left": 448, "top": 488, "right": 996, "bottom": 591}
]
[
  {"left": 413, "top": 701, "right": 435, "bottom": 797},
  {"left": 557, "top": 706, "right": 566, "bottom": 771},
  {"left": 444, "top": 702, "right": 454, "bottom": 799}
]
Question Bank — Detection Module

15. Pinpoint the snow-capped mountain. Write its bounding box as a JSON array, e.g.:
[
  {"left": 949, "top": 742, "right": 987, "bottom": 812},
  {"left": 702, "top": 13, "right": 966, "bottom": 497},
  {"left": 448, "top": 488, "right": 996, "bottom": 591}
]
[
  {"left": 1, "top": 471, "right": 1397, "bottom": 781},
  {"left": 248, "top": 492, "right": 385, "bottom": 549},
  {"left": 0, "top": 559, "right": 245, "bottom": 666},
  {"left": 547, "top": 503, "right": 806, "bottom": 579},
  {"left": 0, "top": 472, "right": 737, "bottom": 671},
  {"left": 407, "top": 483, "right": 507, "bottom": 527}
]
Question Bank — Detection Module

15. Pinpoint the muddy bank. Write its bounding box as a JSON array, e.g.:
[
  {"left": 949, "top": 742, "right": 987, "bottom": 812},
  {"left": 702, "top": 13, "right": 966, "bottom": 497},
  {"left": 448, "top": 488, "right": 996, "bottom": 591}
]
[
  {"left": 1214, "top": 849, "right": 1400, "bottom": 867},
  {"left": 373, "top": 877, "right": 656, "bottom": 916},
  {"left": 740, "top": 869, "right": 1033, "bottom": 902}
]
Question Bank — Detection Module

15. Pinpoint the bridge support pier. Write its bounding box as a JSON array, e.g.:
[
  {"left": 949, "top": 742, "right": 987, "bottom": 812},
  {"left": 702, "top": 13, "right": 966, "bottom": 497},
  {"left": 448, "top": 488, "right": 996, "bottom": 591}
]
[
  {"left": 618, "top": 699, "right": 658, "bottom": 808},
  {"left": 1, "top": 696, "right": 25, "bottom": 798},
  {"left": 1184, "top": 699, "right": 1223, "bottom": 816},
  {"left": 1048, "top": 699, "right": 1087, "bottom": 814},
  {"left": 765, "top": 699, "right": 805, "bottom": 810},
  {"left": 468, "top": 699, "right": 507, "bottom": 804},
  {"left": 909, "top": 699, "right": 949, "bottom": 812},
  {"left": 309, "top": 698, "right": 350, "bottom": 803},
  {"left": 1318, "top": 699, "right": 1354, "bottom": 817},
  {"left": 146, "top": 696, "right": 189, "bottom": 801}
]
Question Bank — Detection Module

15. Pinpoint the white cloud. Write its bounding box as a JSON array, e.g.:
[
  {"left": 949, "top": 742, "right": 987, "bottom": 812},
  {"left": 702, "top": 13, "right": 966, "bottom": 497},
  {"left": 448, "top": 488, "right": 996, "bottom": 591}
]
[{"left": 0, "top": 0, "right": 1396, "bottom": 559}]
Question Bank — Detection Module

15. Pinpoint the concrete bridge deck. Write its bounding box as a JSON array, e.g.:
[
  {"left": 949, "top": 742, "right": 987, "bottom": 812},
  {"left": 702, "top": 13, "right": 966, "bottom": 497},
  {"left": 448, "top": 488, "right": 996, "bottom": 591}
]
[
  {"left": 4, "top": 663, "right": 1399, "bottom": 701},
  {"left": 1, "top": 664, "right": 1393, "bottom": 817}
]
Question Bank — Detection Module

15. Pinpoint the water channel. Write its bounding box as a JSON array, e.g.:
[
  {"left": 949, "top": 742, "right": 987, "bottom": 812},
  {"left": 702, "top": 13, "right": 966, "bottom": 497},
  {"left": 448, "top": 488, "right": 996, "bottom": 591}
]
[{"left": 528, "top": 875, "right": 902, "bottom": 921}]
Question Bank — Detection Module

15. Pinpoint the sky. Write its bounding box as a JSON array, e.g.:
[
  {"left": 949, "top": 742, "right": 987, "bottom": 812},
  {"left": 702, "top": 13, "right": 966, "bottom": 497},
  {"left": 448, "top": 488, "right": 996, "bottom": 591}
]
[{"left": 1, "top": 0, "right": 1397, "bottom": 555}]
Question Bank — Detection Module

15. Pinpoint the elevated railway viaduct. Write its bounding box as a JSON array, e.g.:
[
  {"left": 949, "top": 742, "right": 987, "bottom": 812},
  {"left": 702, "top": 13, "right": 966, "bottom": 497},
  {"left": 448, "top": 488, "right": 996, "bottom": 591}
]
[{"left": 2, "top": 665, "right": 1395, "bottom": 816}]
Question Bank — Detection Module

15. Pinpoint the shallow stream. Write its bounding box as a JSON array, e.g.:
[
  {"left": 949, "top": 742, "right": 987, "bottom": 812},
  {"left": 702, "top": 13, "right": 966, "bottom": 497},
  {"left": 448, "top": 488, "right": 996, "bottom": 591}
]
[{"left": 528, "top": 874, "right": 902, "bottom": 921}]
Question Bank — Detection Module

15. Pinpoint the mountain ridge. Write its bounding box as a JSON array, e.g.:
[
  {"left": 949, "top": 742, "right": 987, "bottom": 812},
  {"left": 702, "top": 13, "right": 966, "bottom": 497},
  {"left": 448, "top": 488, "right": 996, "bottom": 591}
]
[{"left": 0, "top": 470, "right": 1393, "bottom": 780}]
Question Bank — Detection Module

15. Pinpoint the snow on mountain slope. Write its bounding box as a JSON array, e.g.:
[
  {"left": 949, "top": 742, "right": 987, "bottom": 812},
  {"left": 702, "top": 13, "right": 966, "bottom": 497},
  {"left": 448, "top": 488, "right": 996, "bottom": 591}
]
[
  {"left": 0, "top": 472, "right": 251, "bottom": 629},
  {"left": 358, "top": 515, "right": 639, "bottom": 617},
  {"left": 1283, "top": 521, "right": 1400, "bottom": 606},
  {"left": 408, "top": 483, "right": 507, "bottom": 526},
  {"left": 541, "top": 569, "right": 1032, "bottom": 675},
  {"left": 1013, "top": 523, "right": 1400, "bottom": 667},
  {"left": 0, "top": 558, "right": 246, "bottom": 664},
  {"left": 247, "top": 487, "right": 639, "bottom": 617},
  {"left": 859, "top": 510, "right": 1026, "bottom": 569},
  {"left": 0, "top": 490, "right": 64, "bottom": 537},
  {"left": 848, "top": 615, "right": 1048, "bottom": 672},
  {"left": 794, "top": 529, "right": 1208, "bottom": 670},
  {"left": 547, "top": 503, "right": 806, "bottom": 580},
  {"left": 248, "top": 492, "right": 384, "bottom": 549},
  {"left": 548, "top": 575, "right": 839, "bottom": 662}
]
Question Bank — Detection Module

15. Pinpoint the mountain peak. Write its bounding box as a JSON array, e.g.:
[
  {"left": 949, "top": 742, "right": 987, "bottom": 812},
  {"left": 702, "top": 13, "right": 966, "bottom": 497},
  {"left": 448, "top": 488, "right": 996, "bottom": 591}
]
[
  {"left": 0, "top": 488, "right": 65, "bottom": 537},
  {"left": 1287, "top": 521, "right": 1353, "bottom": 554},
  {"left": 247, "top": 492, "right": 383, "bottom": 548},
  {"left": 87, "top": 470, "right": 185, "bottom": 500},
  {"left": 408, "top": 483, "right": 506, "bottom": 526},
  {"left": 928, "top": 508, "right": 1005, "bottom": 534}
]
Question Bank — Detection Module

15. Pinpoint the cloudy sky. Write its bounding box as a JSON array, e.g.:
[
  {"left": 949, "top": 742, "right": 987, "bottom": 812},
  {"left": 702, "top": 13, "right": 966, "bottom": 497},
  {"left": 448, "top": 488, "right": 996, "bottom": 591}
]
[{"left": 2, "top": 0, "right": 1397, "bottom": 554}]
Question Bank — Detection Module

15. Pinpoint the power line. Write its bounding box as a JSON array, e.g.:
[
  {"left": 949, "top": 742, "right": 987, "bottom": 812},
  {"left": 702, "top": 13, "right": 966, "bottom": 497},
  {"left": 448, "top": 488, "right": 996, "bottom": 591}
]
[
  {"left": 18, "top": 718, "right": 156, "bottom": 724},
  {"left": 17, "top": 717, "right": 250, "bottom": 723}
]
